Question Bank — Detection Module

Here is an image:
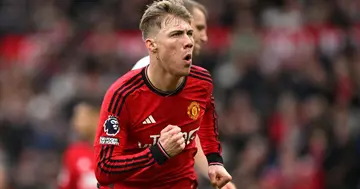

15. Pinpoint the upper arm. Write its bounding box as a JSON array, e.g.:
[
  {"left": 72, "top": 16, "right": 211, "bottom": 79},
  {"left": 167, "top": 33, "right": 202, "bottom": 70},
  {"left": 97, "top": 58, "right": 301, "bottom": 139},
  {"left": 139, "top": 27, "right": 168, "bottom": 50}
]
[{"left": 94, "top": 88, "right": 131, "bottom": 160}]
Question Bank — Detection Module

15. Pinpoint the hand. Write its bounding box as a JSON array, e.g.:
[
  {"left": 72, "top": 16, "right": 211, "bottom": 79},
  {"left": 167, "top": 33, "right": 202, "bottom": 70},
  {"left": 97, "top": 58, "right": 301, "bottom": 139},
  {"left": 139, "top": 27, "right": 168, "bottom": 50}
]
[
  {"left": 158, "top": 125, "right": 185, "bottom": 157},
  {"left": 208, "top": 165, "right": 232, "bottom": 189}
]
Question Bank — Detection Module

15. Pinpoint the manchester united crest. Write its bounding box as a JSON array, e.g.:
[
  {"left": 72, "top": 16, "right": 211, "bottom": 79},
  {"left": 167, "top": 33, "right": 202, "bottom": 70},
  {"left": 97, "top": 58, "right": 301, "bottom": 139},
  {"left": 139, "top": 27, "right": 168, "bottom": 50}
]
[{"left": 187, "top": 101, "right": 200, "bottom": 120}]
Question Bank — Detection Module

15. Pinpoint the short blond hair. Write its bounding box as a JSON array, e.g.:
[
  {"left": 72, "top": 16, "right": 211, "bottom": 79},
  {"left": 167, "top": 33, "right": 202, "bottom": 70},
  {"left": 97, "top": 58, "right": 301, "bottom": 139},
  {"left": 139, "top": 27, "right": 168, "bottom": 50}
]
[{"left": 139, "top": 0, "right": 192, "bottom": 40}]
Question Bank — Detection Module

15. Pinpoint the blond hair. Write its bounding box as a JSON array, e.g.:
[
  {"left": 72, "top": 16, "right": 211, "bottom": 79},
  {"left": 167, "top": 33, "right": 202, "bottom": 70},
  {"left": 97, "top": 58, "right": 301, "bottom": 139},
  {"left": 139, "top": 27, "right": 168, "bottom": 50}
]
[{"left": 139, "top": 0, "right": 192, "bottom": 40}]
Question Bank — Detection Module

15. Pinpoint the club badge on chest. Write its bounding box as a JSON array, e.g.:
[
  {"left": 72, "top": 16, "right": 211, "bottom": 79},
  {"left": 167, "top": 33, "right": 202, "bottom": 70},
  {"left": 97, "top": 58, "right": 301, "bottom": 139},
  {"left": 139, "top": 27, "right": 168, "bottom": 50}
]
[{"left": 187, "top": 101, "right": 200, "bottom": 120}]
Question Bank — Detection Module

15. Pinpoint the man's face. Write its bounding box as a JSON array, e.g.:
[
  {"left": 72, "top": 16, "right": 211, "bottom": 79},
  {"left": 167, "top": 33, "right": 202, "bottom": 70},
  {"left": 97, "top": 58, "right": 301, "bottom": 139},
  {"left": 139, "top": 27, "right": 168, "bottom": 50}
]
[
  {"left": 153, "top": 16, "right": 194, "bottom": 76},
  {"left": 72, "top": 104, "right": 98, "bottom": 140},
  {"left": 191, "top": 8, "right": 208, "bottom": 55}
]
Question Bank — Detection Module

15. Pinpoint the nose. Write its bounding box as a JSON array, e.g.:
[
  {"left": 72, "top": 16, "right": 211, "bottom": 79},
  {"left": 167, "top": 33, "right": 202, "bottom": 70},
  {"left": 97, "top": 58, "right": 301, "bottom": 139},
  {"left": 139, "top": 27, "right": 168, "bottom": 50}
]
[
  {"left": 201, "top": 32, "right": 208, "bottom": 44},
  {"left": 184, "top": 35, "right": 194, "bottom": 49}
]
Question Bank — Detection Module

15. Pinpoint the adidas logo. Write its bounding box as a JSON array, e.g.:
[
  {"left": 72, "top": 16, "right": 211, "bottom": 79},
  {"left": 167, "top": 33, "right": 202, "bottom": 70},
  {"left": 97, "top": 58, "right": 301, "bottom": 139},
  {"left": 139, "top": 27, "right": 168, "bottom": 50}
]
[{"left": 142, "top": 115, "right": 156, "bottom": 124}]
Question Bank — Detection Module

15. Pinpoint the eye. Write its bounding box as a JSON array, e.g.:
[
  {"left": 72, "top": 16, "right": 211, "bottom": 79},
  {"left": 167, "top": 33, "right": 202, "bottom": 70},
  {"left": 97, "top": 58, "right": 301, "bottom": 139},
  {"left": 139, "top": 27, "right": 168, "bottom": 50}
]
[
  {"left": 187, "top": 31, "right": 193, "bottom": 37},
  {"left": 196, "top": 25, "right": 205, "bottom": 31}
]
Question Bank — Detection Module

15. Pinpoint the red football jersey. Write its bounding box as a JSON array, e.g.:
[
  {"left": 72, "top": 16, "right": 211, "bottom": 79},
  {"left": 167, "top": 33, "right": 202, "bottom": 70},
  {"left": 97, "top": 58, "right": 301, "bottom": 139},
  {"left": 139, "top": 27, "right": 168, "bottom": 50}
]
[
  {"left": 58, "top": 142, "right": 98, "bottom": 189},
  {"left": 94, "top": 65, "right": 223, "bottom": 189}
]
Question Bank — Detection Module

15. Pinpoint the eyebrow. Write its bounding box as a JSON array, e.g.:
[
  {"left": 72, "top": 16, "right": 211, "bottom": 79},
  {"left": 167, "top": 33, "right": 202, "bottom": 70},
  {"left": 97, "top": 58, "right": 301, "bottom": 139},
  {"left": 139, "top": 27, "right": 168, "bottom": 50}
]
[
  {"left": 169, "top": 30, "right": 183, "bottom": 35},
  {"left": 169, "top": 29, "right": 193, "bottom": 35}
]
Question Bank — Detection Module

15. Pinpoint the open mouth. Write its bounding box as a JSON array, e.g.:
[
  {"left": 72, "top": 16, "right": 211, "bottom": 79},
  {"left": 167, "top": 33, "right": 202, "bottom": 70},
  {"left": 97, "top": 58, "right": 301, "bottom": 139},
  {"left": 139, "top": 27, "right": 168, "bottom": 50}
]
[{"left": 184, "top": 54, "right": 192, "bottom": 62}]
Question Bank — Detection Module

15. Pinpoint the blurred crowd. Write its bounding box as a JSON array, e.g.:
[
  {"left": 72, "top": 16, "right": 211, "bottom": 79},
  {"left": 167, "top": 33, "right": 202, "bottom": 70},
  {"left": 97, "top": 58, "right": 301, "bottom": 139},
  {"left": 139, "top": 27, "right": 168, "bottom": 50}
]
[{"left": 1, "top": 0, "right": 360, "bottom": 188}]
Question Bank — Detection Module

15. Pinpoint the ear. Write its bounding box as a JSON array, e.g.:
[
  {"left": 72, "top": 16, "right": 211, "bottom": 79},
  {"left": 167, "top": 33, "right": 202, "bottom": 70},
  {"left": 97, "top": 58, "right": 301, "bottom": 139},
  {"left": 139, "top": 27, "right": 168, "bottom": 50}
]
[{"left": 145, "top": 39, "right": 157, "bottom": 53}]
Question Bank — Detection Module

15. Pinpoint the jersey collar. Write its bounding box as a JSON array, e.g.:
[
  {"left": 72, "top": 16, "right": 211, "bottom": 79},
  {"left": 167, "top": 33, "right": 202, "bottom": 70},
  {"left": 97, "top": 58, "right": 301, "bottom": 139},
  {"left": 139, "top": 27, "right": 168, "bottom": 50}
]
[{"left": 141, "top": 66, "right": 187, "bottom": 97}]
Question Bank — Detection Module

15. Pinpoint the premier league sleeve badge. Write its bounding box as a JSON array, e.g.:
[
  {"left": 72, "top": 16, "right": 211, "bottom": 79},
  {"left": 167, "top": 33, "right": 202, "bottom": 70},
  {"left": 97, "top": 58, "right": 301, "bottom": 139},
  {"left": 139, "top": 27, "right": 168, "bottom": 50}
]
[{"left": 103, "top": 115, "right": 120, "bottom": 136}]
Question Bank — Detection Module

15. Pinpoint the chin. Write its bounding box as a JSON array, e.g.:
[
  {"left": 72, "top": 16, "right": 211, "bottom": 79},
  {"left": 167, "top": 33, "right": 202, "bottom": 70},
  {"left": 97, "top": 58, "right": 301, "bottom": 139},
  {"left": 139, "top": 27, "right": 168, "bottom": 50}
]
[{"left": 174, "top": 67, "right": 191, "bottom": 77}]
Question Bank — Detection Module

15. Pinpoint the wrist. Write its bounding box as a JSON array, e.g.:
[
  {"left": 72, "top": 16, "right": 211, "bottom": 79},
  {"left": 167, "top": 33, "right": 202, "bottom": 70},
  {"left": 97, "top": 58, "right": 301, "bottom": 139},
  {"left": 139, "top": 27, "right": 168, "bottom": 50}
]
[
  {"left": 149, "top": 142, "right": 170, "bottom": 165},
  {"left": 206, "top": 153, "right": 223, "bottom": 166}
]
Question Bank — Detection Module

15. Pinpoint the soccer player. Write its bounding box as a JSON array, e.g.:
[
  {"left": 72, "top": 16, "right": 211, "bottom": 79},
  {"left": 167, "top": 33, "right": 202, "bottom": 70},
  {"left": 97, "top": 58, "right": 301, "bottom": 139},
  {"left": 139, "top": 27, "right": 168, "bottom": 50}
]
[
  {"left": 94, "top": 0, "right": 232, "bottom": 188},
  {"left": 58, "top": 101, "right": 100, "bottom": 189},
  {"left": 133, "top": 2, "right": 236, "bottom": 188}
]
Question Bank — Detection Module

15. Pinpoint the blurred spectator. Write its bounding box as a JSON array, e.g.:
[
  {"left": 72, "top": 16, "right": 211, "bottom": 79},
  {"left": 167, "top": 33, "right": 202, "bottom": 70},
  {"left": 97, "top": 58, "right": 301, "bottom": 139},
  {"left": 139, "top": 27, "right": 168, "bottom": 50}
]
[{"left": 57, "top": 100, "right": 100, "bottom": 189}]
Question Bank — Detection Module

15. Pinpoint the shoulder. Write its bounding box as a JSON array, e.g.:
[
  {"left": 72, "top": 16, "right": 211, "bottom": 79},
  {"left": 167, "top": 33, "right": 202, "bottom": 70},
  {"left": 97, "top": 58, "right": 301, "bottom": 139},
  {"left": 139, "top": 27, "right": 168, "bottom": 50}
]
[
  {"left": 187, "top": 65, "right": 213, "bottom": 94},
  {"left": 103, "top": 69, "right": 145, "bottom": 114},
  {"left": 132, "top": 56, "right": 150, "bottom": 70},
  {"left": 188, "top": 65, "right": 213, "bottom": 86},
  {"left": 189, "top": 65, "right": 212, "bottom": 82},
  {"left": 106, "top": 69, "right": 144, "bottom": 95},
  {"left": 107, "top": 69, "right": 143, "bottom": 92}
]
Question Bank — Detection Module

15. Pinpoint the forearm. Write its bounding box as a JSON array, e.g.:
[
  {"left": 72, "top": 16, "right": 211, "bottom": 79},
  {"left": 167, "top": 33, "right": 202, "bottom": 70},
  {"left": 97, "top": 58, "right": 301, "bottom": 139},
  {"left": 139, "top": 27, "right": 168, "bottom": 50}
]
[
  {"left": 95, "top": 143, "right": 169, "bottom": 185},
  {"left": 198, "top": 123, "right": 223, "bottom": 164}
]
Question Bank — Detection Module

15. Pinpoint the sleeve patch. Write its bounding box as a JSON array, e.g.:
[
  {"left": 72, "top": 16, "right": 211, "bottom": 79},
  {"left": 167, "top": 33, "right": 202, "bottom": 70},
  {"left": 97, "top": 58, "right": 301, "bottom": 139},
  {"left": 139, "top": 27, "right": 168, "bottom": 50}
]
[
  {"left": 103, "top": 115, "right": 120, "bottom": 136},
  {"left": 99, "top": 137, "right": 119, "bottom": 145}
]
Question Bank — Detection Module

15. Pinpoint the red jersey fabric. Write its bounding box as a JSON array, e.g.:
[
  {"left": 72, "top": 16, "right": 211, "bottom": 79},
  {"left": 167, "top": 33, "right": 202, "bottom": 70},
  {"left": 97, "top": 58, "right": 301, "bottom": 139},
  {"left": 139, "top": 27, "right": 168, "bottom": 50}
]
[
  {"left": 58, "top": 142, "right": 98, "bottom": 189},
  {"left": 94, "top": 65, "right": 222, "bottom": 188}
]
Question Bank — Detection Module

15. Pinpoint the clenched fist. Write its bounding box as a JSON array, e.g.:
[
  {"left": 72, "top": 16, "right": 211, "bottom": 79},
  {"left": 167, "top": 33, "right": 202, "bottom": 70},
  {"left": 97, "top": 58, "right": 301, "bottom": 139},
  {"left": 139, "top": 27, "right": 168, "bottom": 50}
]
[
  {"left": 158, "top": 125, "right": 185, "bottom": 157},
  {"left": 208, "top": 165, "right": 232, "bottom": 189}
]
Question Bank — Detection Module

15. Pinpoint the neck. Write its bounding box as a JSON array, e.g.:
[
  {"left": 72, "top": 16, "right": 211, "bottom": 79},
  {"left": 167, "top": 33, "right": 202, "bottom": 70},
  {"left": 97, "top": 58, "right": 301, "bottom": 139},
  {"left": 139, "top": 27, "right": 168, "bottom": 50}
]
[{"left": 147, "top": 56, "right": 184, "bottom": 92}]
